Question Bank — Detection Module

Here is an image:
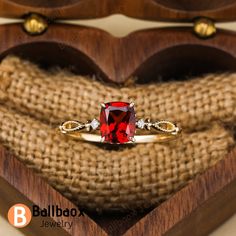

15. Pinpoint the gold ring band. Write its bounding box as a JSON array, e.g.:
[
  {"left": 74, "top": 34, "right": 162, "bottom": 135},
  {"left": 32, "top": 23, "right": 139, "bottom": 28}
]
[{"left": 59, "top": 101, "right": 181, "bottom": 144}]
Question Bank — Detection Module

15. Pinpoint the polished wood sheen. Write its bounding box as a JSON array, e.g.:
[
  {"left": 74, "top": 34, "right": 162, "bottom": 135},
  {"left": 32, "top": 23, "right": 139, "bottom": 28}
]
[
  {"left": 0, "top": 146, "right": 236, "bottom": 236},
  {"left": 0, "top": 24, "right": 236, "bottom": 83},
  {"left": 0, "top": 0, "right": 236, "bottom": 21},
  {"left": 0, "top": 22, "right": 235, "bottom": 235}
]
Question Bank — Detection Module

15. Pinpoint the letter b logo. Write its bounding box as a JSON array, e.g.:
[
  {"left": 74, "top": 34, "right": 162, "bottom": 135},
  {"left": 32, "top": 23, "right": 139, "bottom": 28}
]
[{"left": 8, "top": 204, "right": 32, "bottom": 228}]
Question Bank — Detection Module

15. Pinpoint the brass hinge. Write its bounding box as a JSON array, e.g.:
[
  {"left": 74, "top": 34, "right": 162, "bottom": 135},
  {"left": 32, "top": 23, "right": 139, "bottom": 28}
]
[
  {"left": 193, "top": 17, "right": 217, "bottom": 39},
  {"left": 23, "top": 13, "right": 48, "bottom": 36},
  {"left": 22, "top": 13, "right": 217, "bottom": 39}
]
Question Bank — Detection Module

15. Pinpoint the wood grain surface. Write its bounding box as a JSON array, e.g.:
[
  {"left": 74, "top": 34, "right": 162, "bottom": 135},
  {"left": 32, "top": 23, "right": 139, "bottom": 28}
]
[
  {"left": 124, "top": 148, "right": 236, "bottom": 236},
  {"left": 0, "top": 147, "right": 106, "bottom": 236},
  {"left": 0, "top": 0, "right": 236, "bottom": 21},
  {"left": 0, "top": 146, "right": 236, "bottom": 236},
  {"left": 0, "top": 24, "right": 236, "bottom": 83},
  {"left": 0, "top": 178, "right": 70, "bottom": 236},
  {"left": 0, "top": 23, "right": 235, "bottom": 235}
]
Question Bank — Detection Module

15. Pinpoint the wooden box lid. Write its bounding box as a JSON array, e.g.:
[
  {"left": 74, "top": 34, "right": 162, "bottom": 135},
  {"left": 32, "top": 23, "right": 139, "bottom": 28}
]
[{"left": 0, "top": 0, "right": 236, "bottom": 22}]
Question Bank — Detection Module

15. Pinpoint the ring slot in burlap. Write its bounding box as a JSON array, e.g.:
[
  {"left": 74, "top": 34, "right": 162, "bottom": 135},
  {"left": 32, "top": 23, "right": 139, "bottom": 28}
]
[
  {"left": 0, "top": 56, "right": 235, "bottom": 211},
  {"left": 0, "top": 56, "right": 235, "bottom": 131},
  {"left": 0, "top": 105, "right": 234, "bottom": 211}
]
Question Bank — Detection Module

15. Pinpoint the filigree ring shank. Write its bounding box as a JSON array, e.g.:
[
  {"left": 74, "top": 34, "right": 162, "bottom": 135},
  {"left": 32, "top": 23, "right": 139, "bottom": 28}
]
[{"left": 59, "top": 101, "right": 180, "bottom": 144}]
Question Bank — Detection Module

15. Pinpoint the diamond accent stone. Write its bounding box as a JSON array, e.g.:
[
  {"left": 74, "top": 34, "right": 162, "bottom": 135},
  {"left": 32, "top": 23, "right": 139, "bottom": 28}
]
[
  {"left": 137, "top": 119, "right": 145, "bottom": 129},
  {"left": 90, "top": 119, "right": 100, "bottom": 130}
]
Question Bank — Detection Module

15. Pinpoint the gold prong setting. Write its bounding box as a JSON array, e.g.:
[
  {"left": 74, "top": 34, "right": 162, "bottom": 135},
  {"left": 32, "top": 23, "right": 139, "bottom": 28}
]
[
  {"left": 129, "top": 137, "right": 136, "bottom": 143},
  {"left": 59, "top": 101, "right": 181, "bottom": 144},
  {"left": 129, "top": 102, "right": 135, "bottom": 108},
  {"left": 100, "top": 137, "right": 105, "bottom": 143},
  {"left": 100, "top": 103, "right": 106, "bottom": 108}
]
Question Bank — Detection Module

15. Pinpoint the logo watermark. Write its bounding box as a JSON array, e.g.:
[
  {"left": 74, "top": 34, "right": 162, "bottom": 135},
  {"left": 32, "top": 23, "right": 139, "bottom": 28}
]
[
  {"left": 8, "top": 204, "right": 32, "bottom": 228},
  {"left": 7, "top": 203, "right": 84, "bottom": 230}
]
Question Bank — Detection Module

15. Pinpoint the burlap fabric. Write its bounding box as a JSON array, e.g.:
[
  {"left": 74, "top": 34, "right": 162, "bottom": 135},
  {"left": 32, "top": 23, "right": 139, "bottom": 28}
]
[
  {"left": 0, "top": 56, "right": 235, "bottom": 211},
  {"left": 0, "top": 56, "right": 235, "bottom": 130}
]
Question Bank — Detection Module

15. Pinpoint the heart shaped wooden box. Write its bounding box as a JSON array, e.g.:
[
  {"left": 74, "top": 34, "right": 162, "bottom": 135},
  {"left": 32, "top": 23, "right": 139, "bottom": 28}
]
[{"left": 0, "top": 1, "right": 236, "bottom": 235}]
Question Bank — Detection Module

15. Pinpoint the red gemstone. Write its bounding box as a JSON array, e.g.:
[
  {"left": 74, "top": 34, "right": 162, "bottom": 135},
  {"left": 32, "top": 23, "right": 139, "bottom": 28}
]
[{"left": 100, "top": 102, "right": 136, "bottom": 144}]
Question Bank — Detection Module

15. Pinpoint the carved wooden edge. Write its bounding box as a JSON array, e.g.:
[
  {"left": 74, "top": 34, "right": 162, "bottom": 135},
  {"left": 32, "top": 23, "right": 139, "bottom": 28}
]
[
  {"left": 0, "top": 0, "right": 236, "bottom": 21},
  {"left": 0, "top": 24, "right": 236, "bottom": 83},
  {"left": 0, "top": 23, "right": 235, "bottom": 235},
  {"left": 0, "top": 146, "right": 107, "bottom": 236},
  {"left": 124, "top": 147, "right": 236, "bottom": 236},
  {"left": 0, "top": 178, "right": 70, "bottom": 236},
  {"left": 0, "top": 145, "right": 235, "bottom": 236},
  {"left": 167, "top": 177, "right": 236, "bottom": 236}
]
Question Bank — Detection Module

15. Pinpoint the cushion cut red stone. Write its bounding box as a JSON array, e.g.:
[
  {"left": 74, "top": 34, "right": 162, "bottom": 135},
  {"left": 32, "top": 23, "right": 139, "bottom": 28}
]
[{"left": 100, "top": 102, "right": 136, "bottom": 144}]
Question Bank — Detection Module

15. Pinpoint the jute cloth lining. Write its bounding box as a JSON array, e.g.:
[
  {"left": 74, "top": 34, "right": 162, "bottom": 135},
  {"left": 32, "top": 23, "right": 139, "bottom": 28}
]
[
  {"left": 0, "top": 56, "right": 235, "bottom": 211},
  {"left": 0, "top": 106, "right": 233, "bottom": 211},
  {"left": 0, "top": 56, "right": 235, "bottom": 130}
]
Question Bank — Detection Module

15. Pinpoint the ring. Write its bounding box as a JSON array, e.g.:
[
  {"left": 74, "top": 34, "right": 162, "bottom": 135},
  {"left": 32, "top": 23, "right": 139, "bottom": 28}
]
[{"left": 59, "top": 101, "right": 181, "bottom": 144}]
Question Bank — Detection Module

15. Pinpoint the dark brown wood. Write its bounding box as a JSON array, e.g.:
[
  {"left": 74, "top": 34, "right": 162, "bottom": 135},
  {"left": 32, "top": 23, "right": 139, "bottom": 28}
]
[
  {"left": 0, "top": 147, "right": 106, "bottom": 236},
  {"left": 0, "top": 178, "right": 70, "bottom": 236},
  {"left": 0, "top": 24, "right": 236, "bottom": 83},
  {"left": 0, "top": 0, "right": 236, "bottom": 22},
  {"left": 1, "top": 146, "right": 236, "bottom": 236},
  {"left": 166, "top": 178, "right": 236, "bottom": 236},
  {"left": 124, "top": 148, "right": 236, "bottom": 236},
  {"left": 0, "top": 24, "right": 235, "bottom": 235}
]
